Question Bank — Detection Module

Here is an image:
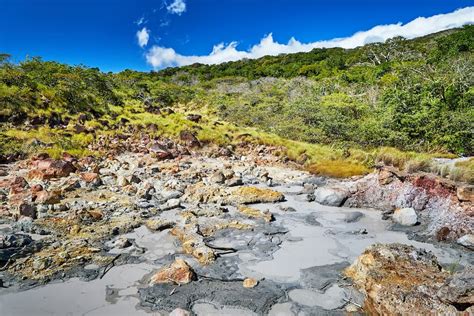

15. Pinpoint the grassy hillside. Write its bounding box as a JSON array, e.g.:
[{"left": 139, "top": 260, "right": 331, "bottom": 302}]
[{"left": 0, "top": 26, "right": 472, "bottom": 181}]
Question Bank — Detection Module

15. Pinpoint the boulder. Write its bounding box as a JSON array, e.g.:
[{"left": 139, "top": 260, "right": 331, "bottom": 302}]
[
  {"left": 159, "top": 198, "right": 181, "bottom": 211},
  {"left": 457, "top": 185, "right": 474, "bottom": 203},
  {"left": 345, "top": 243, "right": 457, "bottom": 314},
  {"left": 456, "top": 234, "right": 474, "bottom": 250},
  {"left": 230, "top": 186, "right": 285, "bottom": 204},
  {"left": 9, "top": 177, "right": 29, "bottom": 194},
  {"left": 225, "top": 177, "right": 243, "bottom": 187},
  {"left": 0, "top": 233, "right": 34, "bottom": 263},
  {"left": 169, "top": 308, "right": 191, "bottom": 316},
  {"left": 179, "top": 131, "right": 201, "bottom": 148},
  {"left": 393, "top": 207, "right": 418, "bottom": 226},
  {"left": 114, "top": 237, "right": 132, "bottom": 249},
  {"left": 149, "top": 143, "right": 173, "bottom": 160},
  {"left": 28, "top": 159, "right": 76, "bottom": 180},
  {"left": 15, "top": 203, "right": 37, "bottom": 219},
  {"left": 209, "top": 171, "right": 225, "bottom": 184},
  {"left": 81, "top": 172, "right": 100, "bottom": 183},
  {"left": 145, "top": 219, "right": 175, "bottom": 231},
  {"left": 149, "top": 259, "right": 195, "bottom": 285},
  {"left": 437, "top": 267, "right": 474, "bottom": 308},
  {"left": 314, "top": 187, "right": 349, "bottom": 207},
  {"left": 186, "top": 114, "right": 202, "bottom": 122},
  {"left": 33, "top": 190, "right": 61, "bottom": 204},
  {"left": 238, "top": 205, "right": 273, "bottom": 222},
  {"left": 170, "top": 226, "right": 216, "bottom": 265}
]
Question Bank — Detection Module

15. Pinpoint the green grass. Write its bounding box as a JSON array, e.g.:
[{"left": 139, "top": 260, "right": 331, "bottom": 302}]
[{"left": 0, "top": 106, "right": 471, "bottom": 182}]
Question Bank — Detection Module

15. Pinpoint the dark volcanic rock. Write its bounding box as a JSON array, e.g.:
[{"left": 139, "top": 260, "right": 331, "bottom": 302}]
[
  {"left": 139, "top": 279, "right": 285, "bottom": 313},
  {"left": 0, "top": 233, "right": 34, "bottom": 263},
  {"left": 300, "top": 262, "right": 350, "bottom": 291},
  {"left": 186, "top": 114, "right": 202, "bottom": 123}
]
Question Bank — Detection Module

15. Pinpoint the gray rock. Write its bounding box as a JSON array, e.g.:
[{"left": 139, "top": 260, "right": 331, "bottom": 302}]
[
  {"left": 12, "top": 217, "right": 34, "bottom": 232},
  {"left": 0, "top": 233, "right": 34, "bottom": 262},
  {"left": 159, "top": 198, "right": 181, "bottom": 211},
  {"left": 314, "top": 187, "right": 349, "bottom": 207},
  {"left": 344, "top": 211, "right": 364, "bottom": 223},
  {"left": 279, "top": 206, "right": 297, "bottom": 212},
  {"left": 300, "top": 262, "right": 349, "bottom": 290},
  {"left": 114, "top": 237, "right": 133, "bottom": 249},
  {"left": 300, "top": 183, "right": 316, "bottom": 195},
  {"left": 393, "top": 207, "right": 418, "bottom": 226},
  {"left": 226, "top": 177, "right": 243, "bottom": 187},
  {"left": 437, "top": 267, "right": 474, "bottom": 306},
  {"left": 456, "top": 234, "right": 474, "bottom": 250}
]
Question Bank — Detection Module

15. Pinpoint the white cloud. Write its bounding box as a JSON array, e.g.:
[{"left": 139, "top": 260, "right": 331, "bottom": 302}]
[
  {"left": 135, "top": 16, "right": 146, "bottom": 26},
  {"left": 167, "top": 0, "right": 186, "bottom": 15},
  {"left": 137, "top": 27, "right": 150, "bottom": 48},
  {"left": 146, "top": 7, "right": 474, "bottom": 69}
]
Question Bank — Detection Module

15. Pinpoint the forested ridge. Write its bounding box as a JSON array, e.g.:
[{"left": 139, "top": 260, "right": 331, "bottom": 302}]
[{"left": 0, "top": 26, "right": 473, "bottom": 179}]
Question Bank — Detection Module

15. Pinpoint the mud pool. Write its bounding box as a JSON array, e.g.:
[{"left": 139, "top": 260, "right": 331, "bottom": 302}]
[{"left": 0, "top": 181, "right": 471, "bottom": 316}]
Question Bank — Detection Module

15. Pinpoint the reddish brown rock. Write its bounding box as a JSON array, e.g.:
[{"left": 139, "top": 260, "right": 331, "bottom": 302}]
[
  {"left": 412, "top": 175, "right": 455, "bottom": 198},
  {"left": 87, "top": 210, "right": 104, "bottom": 221},
  {"left": 62, "top": 152, "right": 77, "bottom": 162},
  {"left": 149, "top": 143, "right": 173, "bottom": 160},
  {"left": 33, "top": 190, "right": 61, "bottom": 204},
  {"left": 149, "top": 259, "right": 195, "bottom": 285},
  {"left": 436, "top": 227, "right": 451, "bottom": 241},
  {"left": 81, "top": 172, "right": 100, "bottom": 183},
  {"left": 9, "top": 177, "right": 29, "bottom": 195},
  {"left": 28, "top": 159, "right": 76, "bottom": 180},
  {"left": 179, "top": 131, "right": 201, "bottom": 148},
  {"left": 31, "top": 184, "right": 44, "bottom": 193},
  {"left": 31, "top": 153, "right": 50, "bottom": 161}
]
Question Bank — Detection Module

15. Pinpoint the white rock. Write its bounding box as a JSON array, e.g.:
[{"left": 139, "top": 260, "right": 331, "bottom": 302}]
[
  {"left": 457, "top": 234, "right": 474, "bottom": 250},
  {"left": 169, "top": 308, "right": 191, "bottom": 316},
  {"left": 159, "top": 198, "right": 181, "bottom": 211},
  {"left": 314, "top": 187, "right": 349, "bottom": 207},
  {"left": 393, "top": 207, "right": 418, "bottom": 226}
]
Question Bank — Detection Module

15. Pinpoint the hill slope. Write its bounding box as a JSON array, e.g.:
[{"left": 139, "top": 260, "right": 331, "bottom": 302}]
[{"left": 0, "top": 26, "right": 473, "bottom": 180}]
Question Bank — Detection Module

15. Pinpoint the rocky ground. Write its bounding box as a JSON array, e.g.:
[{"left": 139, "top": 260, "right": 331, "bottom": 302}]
[{"left": 0, "top": 136, "right": 472, "bottom": 315}]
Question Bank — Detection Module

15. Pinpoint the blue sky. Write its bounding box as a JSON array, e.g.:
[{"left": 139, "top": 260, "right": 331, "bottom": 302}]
[{"left": 1, "top": 0, "right": 473, "bottom": 72}]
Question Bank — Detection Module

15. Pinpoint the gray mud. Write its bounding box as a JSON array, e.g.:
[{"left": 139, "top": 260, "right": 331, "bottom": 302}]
[{"left": 0, "top": 157, "right": 471, "bottom": 315}]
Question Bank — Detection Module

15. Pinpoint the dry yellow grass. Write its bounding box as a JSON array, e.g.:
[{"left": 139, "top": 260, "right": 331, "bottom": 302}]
[{"left": 306, "top": 159, "right": 370, "bottom": 178}]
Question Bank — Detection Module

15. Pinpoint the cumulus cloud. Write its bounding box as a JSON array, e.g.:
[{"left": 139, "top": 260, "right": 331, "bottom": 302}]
[
  {"left": 137, "top": 27, "right": 150, "bottom": 48},
  {"left": 167, "top": 0, "right": 186, "bottom": 15},
  {"left": 146, "top": 7, "right": 474, "bottom": 68}
]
